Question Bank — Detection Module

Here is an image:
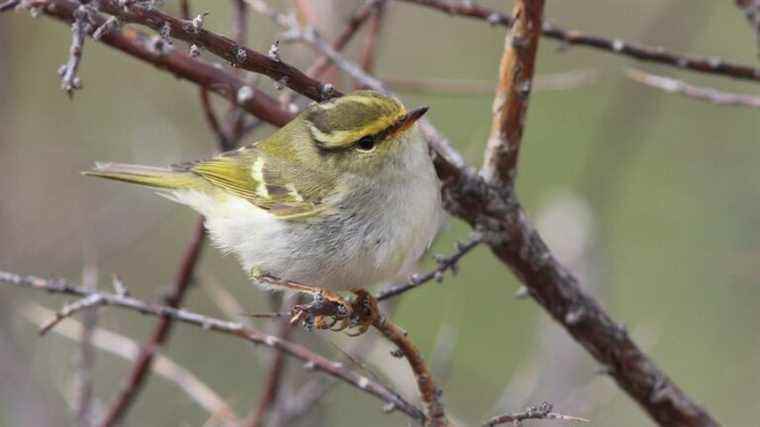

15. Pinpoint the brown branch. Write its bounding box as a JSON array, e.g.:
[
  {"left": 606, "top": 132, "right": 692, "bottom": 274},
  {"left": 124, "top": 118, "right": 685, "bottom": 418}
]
[
  {"left": 626, "top": 68, "right": 760, "bottom": 108},
  {"left": 39, "top": 0, "right": 295, "bottom": 126},
  {"left": 373, "top": 314, "right": 448, "bottom": 427},
  {"left": 481, "top": 0, "right": 544, "bottom": 188},
  {"left": 98, "top": 220, "right": 206, "bottom": 427},
  {"left": 0, "top": 270, "right": 427, "bottom": 424},
  {"left": 224, "top": 0, "right": 250, "bottom": 145},
  {"left": 91, "top": 0, "right": 336, "bottom": 100},
  {"left": 399, "top": 0, "right": 760, "bottom": 83},
  {"left": 484, "top": 402, "right": 589, "bottom": 426},
  {"left": 375, "top": 234, "right": 481, "bottom": 301},
  {"left": 440, "top": 167, "right": 719, "bottom": 427}
]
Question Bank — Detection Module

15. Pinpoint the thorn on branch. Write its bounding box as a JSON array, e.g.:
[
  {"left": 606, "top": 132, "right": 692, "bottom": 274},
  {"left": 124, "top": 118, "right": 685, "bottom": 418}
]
[
  {"left": 189, "top": 43, "right": 200, "bottom": 57},
  {"left": 60, "top": 4, "right": 93, "bottom": 98},
  {"left": 111, "top": 274, "right": 129, "bottom": 297},
  {"left": 191, "top": 11, "right": 208, "bottom": 33},
  {"left": 267, "top": 39, "right": 281, "bottom": 62}
]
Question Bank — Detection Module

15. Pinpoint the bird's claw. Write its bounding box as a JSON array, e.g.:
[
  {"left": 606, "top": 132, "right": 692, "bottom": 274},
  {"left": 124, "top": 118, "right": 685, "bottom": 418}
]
[{"left": 289, "top": 288, "right": 380, "bottom": 336}]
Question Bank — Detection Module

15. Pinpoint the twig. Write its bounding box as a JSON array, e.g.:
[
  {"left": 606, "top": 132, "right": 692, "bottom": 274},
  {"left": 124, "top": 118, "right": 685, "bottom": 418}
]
[
  {"left": 481, "top": 0, "right": 544, "bottom": 188},
  {"left": 373, "top": 315, "right": 448, "bottom": 427},
  {"left": 385, "top": 70, "right": 598, "bottom": 95},
  {"left": 398, "top": 0, "right": 760, "bottom": 82},
  {"left": 40, "top": 0, "right": 295, "bottom": 126},
  {"left": 98, "top": 220, "right": 206, "bottom": 427},
  {"left": 484, "top": 402, "right": 589, "bottom": 426},
  {"left": 376, "top": 234, "right": 481, "bottom": 301},
  {"left": 626, "top": 68, "right": 760, "bottom": 109},
  {"left": 59, "top": 2, "right": 92, "bottom": 97},
  {"left": 39, "top": 293, "right": 104, "bottom": 336},
  {"left": 20, "top": 302, "right": 240, "bottom": 426},
  {"left": 0, "top": 270, "right": 427, "bottom": 424}
]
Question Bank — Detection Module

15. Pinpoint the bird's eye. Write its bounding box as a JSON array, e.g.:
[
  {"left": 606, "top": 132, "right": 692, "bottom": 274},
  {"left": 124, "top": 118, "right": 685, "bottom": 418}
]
[{"left": 356, "top": 135, "right": 376, "bottom": 152}]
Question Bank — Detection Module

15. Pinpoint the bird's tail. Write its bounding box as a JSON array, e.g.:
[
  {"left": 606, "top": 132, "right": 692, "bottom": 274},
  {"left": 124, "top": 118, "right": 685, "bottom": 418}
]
[{"left": 82, "top": 162, "right": 201, "bottom": 189}]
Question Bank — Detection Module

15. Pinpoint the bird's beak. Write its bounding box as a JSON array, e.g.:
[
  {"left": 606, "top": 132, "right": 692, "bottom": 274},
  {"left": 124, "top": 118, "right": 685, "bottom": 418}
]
[{"left": 397, "top": 106, "right": 429, "bottom": 132}]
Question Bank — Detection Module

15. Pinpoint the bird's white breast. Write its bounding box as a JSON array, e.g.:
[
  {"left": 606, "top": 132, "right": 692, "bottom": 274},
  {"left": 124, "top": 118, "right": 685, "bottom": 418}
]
[{"left": 166, "top": 135, "right": 444, "bottom": 291}]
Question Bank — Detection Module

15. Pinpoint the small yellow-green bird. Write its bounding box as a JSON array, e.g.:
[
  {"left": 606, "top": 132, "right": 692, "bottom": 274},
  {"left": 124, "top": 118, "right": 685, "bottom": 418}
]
[{"left": 85, "top": 90, "right": 443, "bottom": 303}]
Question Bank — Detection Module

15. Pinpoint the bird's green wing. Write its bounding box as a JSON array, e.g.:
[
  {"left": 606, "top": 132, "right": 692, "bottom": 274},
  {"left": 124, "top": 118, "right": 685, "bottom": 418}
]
[{"left": 187, "top": 147, "right": 332, "bottom": 219}]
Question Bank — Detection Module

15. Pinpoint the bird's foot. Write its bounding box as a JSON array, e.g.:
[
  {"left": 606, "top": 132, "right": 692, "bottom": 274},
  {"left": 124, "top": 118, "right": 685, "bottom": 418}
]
[
  {"left": 250, "top": 271, "right": 379, "bottom": 336},
  {"left": 289, "top": 288, "right": 380, "bottom": 336}
]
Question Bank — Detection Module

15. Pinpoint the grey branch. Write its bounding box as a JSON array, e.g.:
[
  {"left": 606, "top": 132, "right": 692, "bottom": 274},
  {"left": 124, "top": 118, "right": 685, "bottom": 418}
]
[
  {"left": 0, "top": 270, "right": 427, "bottom": 424},
  {"left": 627, "top": 68, "right": 760, "bottom": 109},
  {"left": 484, "top": 402, "right": 589, "bottom": 426}
]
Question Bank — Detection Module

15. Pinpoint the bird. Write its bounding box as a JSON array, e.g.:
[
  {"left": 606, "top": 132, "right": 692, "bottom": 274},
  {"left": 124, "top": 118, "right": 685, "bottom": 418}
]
[{"left": 84, "top": 90, "right": 444, "bottom": 333}]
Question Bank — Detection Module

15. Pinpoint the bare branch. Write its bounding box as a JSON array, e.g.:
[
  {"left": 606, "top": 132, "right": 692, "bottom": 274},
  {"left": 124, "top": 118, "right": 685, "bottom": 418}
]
[
  {"left": 626, "top": 68, "right": 760, "bottom": 109},
  {"left": 59, "top": 2, "right": 92, "bottom": 97},
  {"left": 20, "top": 302, "right": 240, "bottom": 426},
  {"left": 0, "top": 270, "right": 427, "bottom": 424},
  {"left": 441, "top": 167, "right": 720, "bottom": 427},
  {"left": 98, "top": 220, "right": 206, "bottom": 427},
  {"left": 376, "top": 234, "right": 481, "bottom": 301},
  {"left": 398, "top": 0, "right": 760, "bottom": 82},
  {"left": 481, "top": 0, "right": 545, "bottom": 188},
  {"left": 484, "top": 402, "right": 589, "bottom": 426},
  {"left": 0, "top": 0, "right": 21, "bottom": 12}
]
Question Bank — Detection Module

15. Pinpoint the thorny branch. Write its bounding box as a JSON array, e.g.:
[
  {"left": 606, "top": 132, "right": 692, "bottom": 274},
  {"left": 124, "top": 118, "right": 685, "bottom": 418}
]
[
  {"left": 399, "top": 0, "right": 760, "bottom": 82},
  {"left": 0, "top": 270, "right": 427, "bottom": 424},
  {"left": 59, "top": 1, "right": 92, "bottom": 97},
  {"left": 483, "top": 402, "right": 589, "bottom": 427},
  {"left": 627, "top": 68, "right": 760, "bottom": 109},
  {"left": 481, "top": 0, "right": 545, "bottom": 189}
]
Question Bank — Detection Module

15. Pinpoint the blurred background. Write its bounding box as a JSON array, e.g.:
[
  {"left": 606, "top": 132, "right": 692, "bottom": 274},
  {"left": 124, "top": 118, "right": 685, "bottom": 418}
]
[{"left": 1, "top": 0, "right": 759, "bottom": 426}]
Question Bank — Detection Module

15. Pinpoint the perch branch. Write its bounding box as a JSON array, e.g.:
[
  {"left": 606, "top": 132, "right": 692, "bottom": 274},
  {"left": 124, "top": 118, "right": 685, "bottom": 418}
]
[
  {"left": 0, "top": 270, "right": 427, "bottom": 424},
  {"left": 373, "top": 315, "right": 448, "bottom": 426},
  {"left": 358, "top": 0, "right": 386, "bottom": 80},
  {"left": 484, "top": 402, "right": 589, "bottom": 426},
  {"left": 626, "top": 68, "right": 760, "bottom": 109},
  {"left": 481, "top": 0, "right": 545, "bottom": 188},
  {"left": 98, "top": 220, "right": 206, "bottom": 427}
]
